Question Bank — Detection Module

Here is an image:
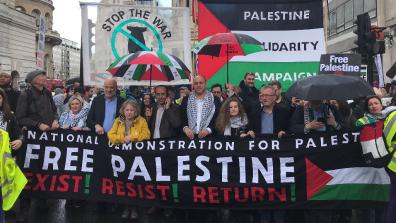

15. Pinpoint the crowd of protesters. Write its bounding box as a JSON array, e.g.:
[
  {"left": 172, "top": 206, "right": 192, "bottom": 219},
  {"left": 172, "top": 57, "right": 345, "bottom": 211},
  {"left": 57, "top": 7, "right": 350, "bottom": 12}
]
[{"left": 0, "top": 69, "right": 395, "bottom": 223}]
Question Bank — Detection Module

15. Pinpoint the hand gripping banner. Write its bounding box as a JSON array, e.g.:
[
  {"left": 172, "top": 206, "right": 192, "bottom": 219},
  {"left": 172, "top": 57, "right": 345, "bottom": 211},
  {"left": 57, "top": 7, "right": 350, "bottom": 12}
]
[{"left": 18, "top": 130, "right": 389, "bottom": 209}]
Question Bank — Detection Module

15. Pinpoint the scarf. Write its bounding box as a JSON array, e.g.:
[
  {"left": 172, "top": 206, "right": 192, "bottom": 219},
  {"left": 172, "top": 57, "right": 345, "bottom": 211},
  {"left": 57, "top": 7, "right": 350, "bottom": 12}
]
[
  {"left": 224, "top": 115, "right": 248, "bottom": 136},
  {"left": 187, "top": 91, "right": 215, "bottom": 133},
  {"left": 68, "top": 106, "right": 89, "bottom": 127}
]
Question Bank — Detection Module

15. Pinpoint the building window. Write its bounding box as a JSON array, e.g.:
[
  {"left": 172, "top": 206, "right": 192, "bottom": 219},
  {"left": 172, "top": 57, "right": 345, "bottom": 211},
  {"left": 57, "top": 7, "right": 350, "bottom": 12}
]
[
  {"left": 364, "top": 0, "right": 376, "bottom": 17},
  {"left": 344, "top": 0, "right": 353, "bottom": 28},
  {"left": 336, "top": 4, "right": 345, "bottom": 33},
  {"left": 328, "top": 0, "right": 377, "bottom": 37},
  {"left": 354, "top": 0, "right": 363, "bottom": 16},
  {"left": 31, "top": 9, "right": 41, "bottom": 26},
  {"left": 45, "top": 13, "right": 51, "bottom": 30}
]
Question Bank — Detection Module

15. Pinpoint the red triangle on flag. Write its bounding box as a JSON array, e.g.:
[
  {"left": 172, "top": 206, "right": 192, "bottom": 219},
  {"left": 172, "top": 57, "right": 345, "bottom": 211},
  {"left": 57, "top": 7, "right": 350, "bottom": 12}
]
[
  {"left": 198, "top": 1, "right": 230, "bottom": 80},
  {"left": 140, "top": 66, "right": 168, "bottom": 81},
  {"left": 305, "top": 158, "right": 333, "bottom": 200}
]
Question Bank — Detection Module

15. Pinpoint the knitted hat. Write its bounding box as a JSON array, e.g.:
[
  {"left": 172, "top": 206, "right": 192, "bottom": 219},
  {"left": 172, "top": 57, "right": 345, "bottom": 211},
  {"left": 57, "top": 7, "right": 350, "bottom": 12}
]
[{"left": 25, "top": 69, "right": 46, "bottom": 83}]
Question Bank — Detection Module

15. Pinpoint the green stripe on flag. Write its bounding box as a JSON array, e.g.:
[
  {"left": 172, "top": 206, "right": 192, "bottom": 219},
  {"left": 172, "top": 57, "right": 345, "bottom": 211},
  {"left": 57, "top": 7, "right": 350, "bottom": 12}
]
[
  {"left": 240, "top": 43, "right": 264, "bottom": 55},
  {"left": 310, "top": 184, "right": 389, "bottom": 201},
  {"left": 132, "top": 64, "right": 147, "bottom": 80},
  {"left": 206, "top": 61, "right": 319, "bottom": 91}
]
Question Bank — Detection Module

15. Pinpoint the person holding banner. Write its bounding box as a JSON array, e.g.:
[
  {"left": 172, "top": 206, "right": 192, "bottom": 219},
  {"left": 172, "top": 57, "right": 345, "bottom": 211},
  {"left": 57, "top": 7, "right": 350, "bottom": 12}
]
[
  {"left": 290, "top": 99, "right": 342, "bottom": 223},
  {"left": 107, "top": 100, "right": 150, "bottom": 220},
  {"left": 215, "top": 97, "right": 254, "bottom": 138},
  {"left": 215, "top": 96, "right": 254, "bottom": 222},
  {"left": 180, "top": 75, "right": 221, "bottom": 139},
  {"left": 16, "top": 69, "right": 59, "bottom": 132},
  {"left": 0, "top": 88, "right": 23, "bottom": 153},
  {"left": 87, "top": 78, "right": 124, "bottom": 135},
  {"left": 59, "top": 95, "right": 90, "bottom": 131},
  {"left": 354, "top": 96, "right": 388, "bottom": 223}
]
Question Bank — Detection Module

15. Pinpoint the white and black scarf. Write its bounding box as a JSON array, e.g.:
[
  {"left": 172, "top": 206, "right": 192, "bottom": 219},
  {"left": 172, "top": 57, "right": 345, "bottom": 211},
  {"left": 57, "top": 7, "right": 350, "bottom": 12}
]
[
  {"left": 224, "top": 115, "right": 248, "bottom": 136},
  {"left": 187, "top": 91, "right": 215, "bottom": 133}
]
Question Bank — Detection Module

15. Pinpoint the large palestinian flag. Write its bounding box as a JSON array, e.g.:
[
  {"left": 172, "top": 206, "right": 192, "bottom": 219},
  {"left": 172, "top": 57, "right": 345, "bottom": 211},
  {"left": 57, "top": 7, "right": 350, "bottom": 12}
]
[{"left": 198, "top": 0, "right": 326, "bottom": 90}]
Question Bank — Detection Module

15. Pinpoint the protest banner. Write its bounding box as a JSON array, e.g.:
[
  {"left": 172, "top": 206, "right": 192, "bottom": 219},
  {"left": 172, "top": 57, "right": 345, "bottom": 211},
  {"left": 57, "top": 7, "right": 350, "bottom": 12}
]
[
  {"left": 198, "top": 0, "right": 326, "bottom": 90},
  {"left": 18, "top": 130, "right": 389, "bottom": 209},
  {"left": 80, "top": 3, "right": 191, "bottom": 86}
]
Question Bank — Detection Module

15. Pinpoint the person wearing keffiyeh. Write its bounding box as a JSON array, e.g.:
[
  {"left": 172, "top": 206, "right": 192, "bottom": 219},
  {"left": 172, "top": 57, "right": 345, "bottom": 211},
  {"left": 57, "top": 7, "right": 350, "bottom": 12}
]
[
  {"left": 59, "top": 95, "right": 90, "bottom": 131},
  {"left": 180, "top": 75, "right": 221, "bottom": 139}
]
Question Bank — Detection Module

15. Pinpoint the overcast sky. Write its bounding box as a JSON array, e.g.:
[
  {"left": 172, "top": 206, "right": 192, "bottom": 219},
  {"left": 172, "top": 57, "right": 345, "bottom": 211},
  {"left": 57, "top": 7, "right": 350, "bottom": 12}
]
[{"left": 53, "top": 0, "right": 171, "bottom": 45}]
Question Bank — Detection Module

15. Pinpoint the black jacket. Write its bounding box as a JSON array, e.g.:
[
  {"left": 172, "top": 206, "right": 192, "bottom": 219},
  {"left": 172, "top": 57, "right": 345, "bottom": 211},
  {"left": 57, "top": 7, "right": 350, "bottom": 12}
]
[
  {"left": 86, "top": 94, "right": 125, "bottom": 130},
  {"left": 238, "top": 80, "right": 260, "bottom": 118},
  {"left": 289, "top": 104, "right": 342, "bottom": 134},
  {"left": 250, "top": 104, "right": 290, "bottom": 136},
  {"left": 16, "top": 86, "right": 57, "bottom": 127},
  {"left": 1, "top": 86, "right": 20, "bottom": 113},
  {"left": 149, "top": 103, "right": 182, "bottom": 139},
  {"left": 180, "top": 93, "right": 221, "bottom": 136}
]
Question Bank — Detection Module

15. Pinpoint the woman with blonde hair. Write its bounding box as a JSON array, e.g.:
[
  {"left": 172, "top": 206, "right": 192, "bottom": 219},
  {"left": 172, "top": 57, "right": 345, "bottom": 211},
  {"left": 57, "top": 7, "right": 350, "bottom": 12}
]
[
  {"left": 108, "top": 100, "right": 150, "bottom": 144},
  {"left": 59, "top": 95, "right": 90, "bottom": 131},
  {"left": 107, "top": 100, "right": 150, "bottom": 220},
  {"left": 215, "top": 97, "right": 254, "bottom": 138}
]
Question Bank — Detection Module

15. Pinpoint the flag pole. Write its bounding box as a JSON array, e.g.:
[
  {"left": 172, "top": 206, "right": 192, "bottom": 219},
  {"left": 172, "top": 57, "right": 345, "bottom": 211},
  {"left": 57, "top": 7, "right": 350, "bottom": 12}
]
[{"left": 226, "top": 44, "right": 229, "bottom": 83}]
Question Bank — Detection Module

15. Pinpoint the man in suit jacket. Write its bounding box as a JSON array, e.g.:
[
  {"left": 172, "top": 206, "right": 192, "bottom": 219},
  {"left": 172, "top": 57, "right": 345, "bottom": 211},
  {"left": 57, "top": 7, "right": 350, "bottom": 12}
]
[
  {"left": 146, "top": 85, "right": 181, "bottom": 139},
  {"left": 250, "top": 85, "right": 290, "bottom": 138},
  {"left": 87, "top": 78, "right": 124, "bottom": 134},
  {"left": 250, "top": 85, "right": 289, "bottom": 223}
]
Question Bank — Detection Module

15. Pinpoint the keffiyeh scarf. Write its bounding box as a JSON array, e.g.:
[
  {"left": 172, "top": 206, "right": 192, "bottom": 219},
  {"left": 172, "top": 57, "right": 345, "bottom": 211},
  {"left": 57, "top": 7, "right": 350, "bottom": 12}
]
[{"left": 187, "top": 91, "right": 215, "bottom": 133}]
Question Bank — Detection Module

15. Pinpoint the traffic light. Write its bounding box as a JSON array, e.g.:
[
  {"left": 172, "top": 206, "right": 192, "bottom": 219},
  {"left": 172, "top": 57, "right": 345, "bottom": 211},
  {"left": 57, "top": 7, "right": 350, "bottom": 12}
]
[{"left": 353, "top": 13, "right": 371, "bottom": 55}]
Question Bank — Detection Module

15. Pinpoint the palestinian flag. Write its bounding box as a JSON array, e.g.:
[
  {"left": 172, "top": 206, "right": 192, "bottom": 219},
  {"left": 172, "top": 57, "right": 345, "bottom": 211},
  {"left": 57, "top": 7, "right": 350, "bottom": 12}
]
[
  {"left": 305, "top": 158, "right": 389, "bottom": 203},
  {"left": 198, "top": 0, "right": 326, "bottom": 90}
]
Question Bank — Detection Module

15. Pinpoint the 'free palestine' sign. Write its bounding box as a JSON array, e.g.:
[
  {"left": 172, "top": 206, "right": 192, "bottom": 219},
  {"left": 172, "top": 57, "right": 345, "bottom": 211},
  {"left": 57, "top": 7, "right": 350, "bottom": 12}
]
[{"left": 319, "top": 54, "right": 361, "bottom": 76}]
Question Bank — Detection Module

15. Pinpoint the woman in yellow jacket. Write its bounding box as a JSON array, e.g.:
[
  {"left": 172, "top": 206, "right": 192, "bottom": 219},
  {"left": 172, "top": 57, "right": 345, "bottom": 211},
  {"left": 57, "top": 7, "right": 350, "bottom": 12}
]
[
  {"left": 107, "top": 100, "right": 150, "bottom": 220},
  {"left": 108, "top": 100, "right": 150, "bottom": 144}
]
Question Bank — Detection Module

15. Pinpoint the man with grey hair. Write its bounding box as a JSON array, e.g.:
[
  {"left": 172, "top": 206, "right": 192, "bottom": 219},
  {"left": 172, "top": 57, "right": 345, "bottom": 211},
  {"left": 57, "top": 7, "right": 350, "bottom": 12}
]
[
  {"left": 87, "top": 78, "right": 124, "bottom": 134},
  {"left": 251, "top": 85, "right": 290, "bottom": 223},
  {"left": 251, "top": 85, "right": 290, "bottom": 138}
]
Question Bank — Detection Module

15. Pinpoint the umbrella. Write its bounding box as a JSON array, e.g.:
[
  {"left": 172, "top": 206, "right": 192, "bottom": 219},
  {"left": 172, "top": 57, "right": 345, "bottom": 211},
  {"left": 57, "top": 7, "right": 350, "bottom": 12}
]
[
  {"left": 286, "top": 75, "right": 375, "bottom": 100},
  {"left": 106, "top": 51, "right": 191, "bottom": 86},
  {"left": 386, "top": 62, "right": 396, "bottom": 79},
  {"left": 192, "top": 32, "right": 264, "bottom": 82}
]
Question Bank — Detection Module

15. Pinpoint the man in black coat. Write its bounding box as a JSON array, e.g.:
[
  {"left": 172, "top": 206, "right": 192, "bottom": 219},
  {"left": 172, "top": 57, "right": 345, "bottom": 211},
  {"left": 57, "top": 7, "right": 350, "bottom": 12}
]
[
  {"left": 87, "top": 78, "right": 124, "bottom": 134},
  {"left": 0, "top": 71, "right": 20, "bottom": 113},
  {"left": 250, "top": 85, "right": 290, "bottom": 138},
  {"left": 147, "top": 85, "right": 181, "bottom": 139},
  {"left": 238, "top": 72, "right": 260, "bottom": 118},
  {"left": 180, "top": 75, "right": 221, "bottom": 139}
]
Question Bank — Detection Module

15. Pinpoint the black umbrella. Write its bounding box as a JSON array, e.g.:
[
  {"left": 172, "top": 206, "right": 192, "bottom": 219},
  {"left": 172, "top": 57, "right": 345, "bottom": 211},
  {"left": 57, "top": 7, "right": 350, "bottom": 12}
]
[
  {"left": 386, "top": 62, "right": 396, "bottom": 79},
  {"left": 286, "top": 75, "right": 375, "bottom": 100}
]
